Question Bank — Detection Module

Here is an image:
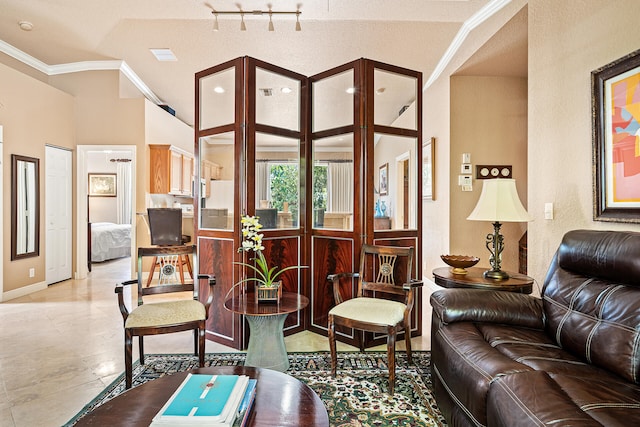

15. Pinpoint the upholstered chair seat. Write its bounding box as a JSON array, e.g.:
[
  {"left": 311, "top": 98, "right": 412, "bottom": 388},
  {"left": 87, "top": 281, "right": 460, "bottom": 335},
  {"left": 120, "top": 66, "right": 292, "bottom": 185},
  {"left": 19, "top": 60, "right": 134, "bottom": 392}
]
[
  {"left": 329, "top": 297, "right": 407, "bottom": 326},
  {"left": 124, "top": 299, "right": 206, "bottom": 329}
]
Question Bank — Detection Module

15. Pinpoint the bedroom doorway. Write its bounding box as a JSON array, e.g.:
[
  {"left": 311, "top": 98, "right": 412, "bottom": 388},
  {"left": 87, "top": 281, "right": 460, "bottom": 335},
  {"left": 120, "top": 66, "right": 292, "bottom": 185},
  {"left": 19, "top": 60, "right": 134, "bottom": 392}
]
[
  {"left": 46, "top": 145, "right": 72, "bottom": 284},
  {"left": 77, "top": 145, "right": 136, "bottom": 280}
]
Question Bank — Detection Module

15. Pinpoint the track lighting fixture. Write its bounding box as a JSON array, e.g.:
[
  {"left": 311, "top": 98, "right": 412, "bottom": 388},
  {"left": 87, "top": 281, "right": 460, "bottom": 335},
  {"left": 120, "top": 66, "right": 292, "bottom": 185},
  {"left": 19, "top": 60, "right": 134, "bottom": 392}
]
[{"left": 210, "top": 7, "right": 301, "bottom": 31}]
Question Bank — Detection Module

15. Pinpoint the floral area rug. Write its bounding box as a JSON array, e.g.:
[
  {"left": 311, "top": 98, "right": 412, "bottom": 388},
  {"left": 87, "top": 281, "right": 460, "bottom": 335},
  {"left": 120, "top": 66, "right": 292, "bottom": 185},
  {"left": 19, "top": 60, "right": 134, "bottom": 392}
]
[{"left": 65, "top": 351, "right": 447, "bottom": 427}]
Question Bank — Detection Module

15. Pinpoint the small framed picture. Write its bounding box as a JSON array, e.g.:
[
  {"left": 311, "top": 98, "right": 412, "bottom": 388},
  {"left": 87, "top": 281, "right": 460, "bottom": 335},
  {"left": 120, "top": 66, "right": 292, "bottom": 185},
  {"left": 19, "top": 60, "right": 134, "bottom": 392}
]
[
  {"left": 88, "top": 173, "right": 117, "bottom": 197},
  {"left": 379, "top": 163, "right": 389, "bottom": 196},
  {"left": 423, "top": 137, "right": 435, "bottom": 200}
]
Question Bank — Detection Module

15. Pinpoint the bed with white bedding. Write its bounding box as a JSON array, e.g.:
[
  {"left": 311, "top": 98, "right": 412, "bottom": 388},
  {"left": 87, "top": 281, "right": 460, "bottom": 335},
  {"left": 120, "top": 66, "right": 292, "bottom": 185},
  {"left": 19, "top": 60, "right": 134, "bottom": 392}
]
[{"left": 89, "top": 222, "right": 131, "bottom": 265}]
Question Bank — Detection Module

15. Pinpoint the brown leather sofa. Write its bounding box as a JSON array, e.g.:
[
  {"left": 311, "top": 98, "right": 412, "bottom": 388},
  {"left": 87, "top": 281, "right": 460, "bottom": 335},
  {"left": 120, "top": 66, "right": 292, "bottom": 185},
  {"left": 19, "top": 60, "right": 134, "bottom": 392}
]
[{"left": 430, "top": 229, "right": 640, "bottom": 426}]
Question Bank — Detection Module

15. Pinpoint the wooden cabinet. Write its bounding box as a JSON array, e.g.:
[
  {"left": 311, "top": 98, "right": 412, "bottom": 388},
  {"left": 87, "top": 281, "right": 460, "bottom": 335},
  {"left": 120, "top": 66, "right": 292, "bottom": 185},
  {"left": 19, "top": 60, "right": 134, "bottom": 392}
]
[
  {"left": 149, "top": 144, "right": 194, "bottom": 196},
  {"left": 201, "top": 160, "right": 221, "bottom": 198}
]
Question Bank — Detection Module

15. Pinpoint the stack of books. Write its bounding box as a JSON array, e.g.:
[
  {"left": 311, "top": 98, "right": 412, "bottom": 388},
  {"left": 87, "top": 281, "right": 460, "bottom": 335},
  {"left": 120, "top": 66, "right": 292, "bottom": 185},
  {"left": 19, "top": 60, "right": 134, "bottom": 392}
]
[{"left": 150, "top": 374, "right": 257, "bottom": 426}]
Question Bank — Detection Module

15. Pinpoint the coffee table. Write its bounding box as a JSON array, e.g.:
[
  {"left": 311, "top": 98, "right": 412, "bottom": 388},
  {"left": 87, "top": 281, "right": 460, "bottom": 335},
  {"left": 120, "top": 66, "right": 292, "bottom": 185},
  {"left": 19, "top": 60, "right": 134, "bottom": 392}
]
[
  {"left": 74, "top": 366, "right": 329, "bottom": 427},
  {"left": 224, "top": 292, "right": 309, "bottom": 371}
]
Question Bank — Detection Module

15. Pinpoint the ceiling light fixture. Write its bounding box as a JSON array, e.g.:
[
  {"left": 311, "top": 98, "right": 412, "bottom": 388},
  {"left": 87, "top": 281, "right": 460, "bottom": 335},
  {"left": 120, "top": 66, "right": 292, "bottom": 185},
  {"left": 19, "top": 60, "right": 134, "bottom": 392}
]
[
  {"left": 18, "top": 21, "right": 33, "bottom": 31},
  {"left": 211, "top": 7, "right": 301, "bottom": 32}
]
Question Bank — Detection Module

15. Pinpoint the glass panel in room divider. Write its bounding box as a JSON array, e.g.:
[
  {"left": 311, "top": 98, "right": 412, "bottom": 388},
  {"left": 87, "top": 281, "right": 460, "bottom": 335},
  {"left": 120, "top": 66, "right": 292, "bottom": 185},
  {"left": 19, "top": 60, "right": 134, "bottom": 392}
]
[
  {"left": 255, "top": 67, "right": 301, "bottom": 131},
  {"left": 373, "top": 133, "right": 418, "bottom": 230},
  {"left": 199, "top": 132, "right": 235, "bottom": 230},
  {"left": 199, "top": 67, "right": 235, "bottom": 131},
  {"left": 312, "top": 69, "right": 354, "bottom": 132},
  {"left": 312, "top": 133, "right": 354, "bottom": 231},
  {"left": 255, "top": 133, "right": 300, "bottom": 230},
  {"left": 373, "top": 68, "right": 418, "bottom": 130}
]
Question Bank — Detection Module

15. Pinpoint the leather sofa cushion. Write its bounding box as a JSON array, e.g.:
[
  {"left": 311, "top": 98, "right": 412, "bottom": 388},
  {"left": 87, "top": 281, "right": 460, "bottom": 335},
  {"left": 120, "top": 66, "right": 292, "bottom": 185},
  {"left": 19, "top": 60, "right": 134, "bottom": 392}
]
[
  {"left": 432, "top": 321, "right": 534, "bottom": 425},
  {"left": 488, "top": 370, "right": 640, "bottom": 427},
  {"left": 487, "top": 371, "right": 603, "bottom": 427},
  {"left": 543, "top": 230, "right": 640, "bottom": 384}
]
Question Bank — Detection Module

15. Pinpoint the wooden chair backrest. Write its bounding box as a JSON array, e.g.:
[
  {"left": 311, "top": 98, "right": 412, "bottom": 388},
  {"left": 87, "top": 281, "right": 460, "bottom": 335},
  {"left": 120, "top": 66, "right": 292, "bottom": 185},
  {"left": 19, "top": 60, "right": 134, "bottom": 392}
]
[
  {"left": 136, "top": 245, "right": 197, "bottom": 306},
  {"left": 357, "top": 244, "right": 414, "bottom": 299}
]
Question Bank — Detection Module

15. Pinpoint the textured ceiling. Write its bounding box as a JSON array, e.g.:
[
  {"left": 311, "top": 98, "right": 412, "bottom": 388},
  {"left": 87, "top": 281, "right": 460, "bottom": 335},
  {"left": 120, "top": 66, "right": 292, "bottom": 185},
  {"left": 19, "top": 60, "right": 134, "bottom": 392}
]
[{"left": 0, "top": 0, "right": 527, "bottom": 126}]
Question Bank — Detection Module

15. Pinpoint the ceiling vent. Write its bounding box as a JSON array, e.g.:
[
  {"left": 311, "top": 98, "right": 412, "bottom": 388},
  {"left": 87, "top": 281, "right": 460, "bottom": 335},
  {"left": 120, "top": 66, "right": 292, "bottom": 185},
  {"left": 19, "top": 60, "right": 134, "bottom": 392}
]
[{"left": 259, "top": 88, "right": 273, "bottom": 96}]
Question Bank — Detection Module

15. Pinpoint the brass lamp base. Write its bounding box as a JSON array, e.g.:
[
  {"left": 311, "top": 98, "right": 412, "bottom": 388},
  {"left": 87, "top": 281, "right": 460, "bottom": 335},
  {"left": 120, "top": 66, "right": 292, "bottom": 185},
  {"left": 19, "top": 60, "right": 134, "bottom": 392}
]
[{"left": 483, "top": 269, "right": 510, "bottom": 280}]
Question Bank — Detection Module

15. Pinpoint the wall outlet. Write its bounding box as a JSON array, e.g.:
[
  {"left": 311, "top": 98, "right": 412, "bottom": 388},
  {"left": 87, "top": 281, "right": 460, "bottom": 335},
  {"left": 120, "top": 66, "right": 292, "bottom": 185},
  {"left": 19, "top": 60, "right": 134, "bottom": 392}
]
[{"left": 29, "top": 268, "right": 35, "bottom": 278}]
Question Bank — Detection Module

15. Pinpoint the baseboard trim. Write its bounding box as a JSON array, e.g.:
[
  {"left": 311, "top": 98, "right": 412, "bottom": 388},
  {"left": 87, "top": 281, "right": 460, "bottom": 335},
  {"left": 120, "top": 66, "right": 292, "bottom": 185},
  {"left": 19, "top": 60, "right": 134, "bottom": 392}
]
[{"left": 1, "top": 280, "right": 47, "bottom": 302}]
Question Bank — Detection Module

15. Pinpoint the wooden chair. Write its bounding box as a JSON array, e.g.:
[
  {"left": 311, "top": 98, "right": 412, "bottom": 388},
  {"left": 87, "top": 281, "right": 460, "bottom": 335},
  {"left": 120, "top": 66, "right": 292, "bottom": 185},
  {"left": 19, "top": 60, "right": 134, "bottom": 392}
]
[
  {"left": 327, "top": 244, "right": 422, "bottom": 394},
  {"left": 115, "top": 245, "right": 215, "bottom": 389},
  {"left": 146, "top": 208, "right": 192, "bottom": 286}
]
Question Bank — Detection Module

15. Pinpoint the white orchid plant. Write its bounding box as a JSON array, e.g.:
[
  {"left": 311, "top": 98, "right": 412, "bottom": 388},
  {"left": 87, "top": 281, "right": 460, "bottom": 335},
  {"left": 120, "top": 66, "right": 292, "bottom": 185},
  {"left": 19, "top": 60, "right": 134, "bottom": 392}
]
[{"left": 236, "top": 215, "right": 305, "bottom": 288}]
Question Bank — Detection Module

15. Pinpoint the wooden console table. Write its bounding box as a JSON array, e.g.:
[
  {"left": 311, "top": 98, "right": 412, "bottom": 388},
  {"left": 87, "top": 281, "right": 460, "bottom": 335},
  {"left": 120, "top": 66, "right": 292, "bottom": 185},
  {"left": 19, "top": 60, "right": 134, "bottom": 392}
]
[{"left": 432, "top": 267, "right": 534, "bottom": 294}]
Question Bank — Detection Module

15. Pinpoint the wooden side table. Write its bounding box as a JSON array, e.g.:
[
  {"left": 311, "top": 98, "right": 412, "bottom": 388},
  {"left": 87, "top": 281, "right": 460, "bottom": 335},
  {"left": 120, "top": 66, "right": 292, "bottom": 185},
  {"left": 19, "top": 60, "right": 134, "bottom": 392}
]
[{"left": 432, "top": 267, "right": 534, "bottom": 294}]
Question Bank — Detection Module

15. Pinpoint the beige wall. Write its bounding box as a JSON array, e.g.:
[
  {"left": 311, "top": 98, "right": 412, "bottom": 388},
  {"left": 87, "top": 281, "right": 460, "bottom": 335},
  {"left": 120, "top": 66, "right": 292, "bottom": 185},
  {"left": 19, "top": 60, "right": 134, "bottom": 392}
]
[
  {"left": 422, "top": 0, "right": 527, "bottom": 280},
  {"left": 450, "top": 76, "right": 528, "bottom": 274},
  {"left": 527, "top": 0, "right": 640, "bottom": 285},
  {"left": 0, "top": 62, "right": 75, "bottom": 294}
]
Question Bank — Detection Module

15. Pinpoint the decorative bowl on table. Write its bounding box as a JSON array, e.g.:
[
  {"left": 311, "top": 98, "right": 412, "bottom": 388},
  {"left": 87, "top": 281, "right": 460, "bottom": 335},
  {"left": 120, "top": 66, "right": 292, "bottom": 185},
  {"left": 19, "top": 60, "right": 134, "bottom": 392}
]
[{"left": 440, "top": 255, "right": 480, "bottom": 275}]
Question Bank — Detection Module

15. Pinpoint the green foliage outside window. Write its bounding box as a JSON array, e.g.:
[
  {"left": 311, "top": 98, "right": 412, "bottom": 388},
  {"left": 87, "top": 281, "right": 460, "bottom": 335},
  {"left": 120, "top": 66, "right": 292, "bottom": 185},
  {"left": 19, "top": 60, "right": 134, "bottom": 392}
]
[{"left": 270, "top": 164, "right": 299, "bottom": 222}]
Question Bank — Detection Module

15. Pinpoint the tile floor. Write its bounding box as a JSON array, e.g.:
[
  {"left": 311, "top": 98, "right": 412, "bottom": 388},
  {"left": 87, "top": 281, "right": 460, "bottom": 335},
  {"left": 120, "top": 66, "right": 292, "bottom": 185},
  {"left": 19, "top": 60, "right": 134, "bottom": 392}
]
[{"left": 0, "top": 257, "right": 435, "bottom": 427}]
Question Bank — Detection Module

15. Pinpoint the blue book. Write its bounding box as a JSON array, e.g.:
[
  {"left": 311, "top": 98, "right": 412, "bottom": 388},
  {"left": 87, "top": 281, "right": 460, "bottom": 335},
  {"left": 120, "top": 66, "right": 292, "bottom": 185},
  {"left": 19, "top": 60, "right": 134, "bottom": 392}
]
[
  {"left": 152, "top": 374, "right": 249, "bottom": 426},
  {"left": 236, "top": 379, "right": 257, "bottom": 427}
]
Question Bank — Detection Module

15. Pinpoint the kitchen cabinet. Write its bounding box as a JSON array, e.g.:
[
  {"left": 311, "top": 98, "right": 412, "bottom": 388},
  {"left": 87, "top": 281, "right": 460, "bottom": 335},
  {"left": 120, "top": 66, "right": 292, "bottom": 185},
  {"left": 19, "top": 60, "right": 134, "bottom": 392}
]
[
  {"left": 149, "top": 144, "right": 193, "bottom": 196},
  {"left": 201, "top": 160, "right": 221, "bottom": 197}
]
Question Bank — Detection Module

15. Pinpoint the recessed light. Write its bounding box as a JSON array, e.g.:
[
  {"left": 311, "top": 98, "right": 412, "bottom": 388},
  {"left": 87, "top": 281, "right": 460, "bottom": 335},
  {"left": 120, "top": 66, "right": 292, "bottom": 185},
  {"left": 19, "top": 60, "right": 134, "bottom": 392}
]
[
  {"left": 214, "top": 86, "right": 225, "bottom": 94},
  {"left": 376, "top": 87, "right": 386, "bottom": 95},
  {"left": 149, "top": 48, "right": 177, "bottom": 61},
  {"left": 346, "top": 87, "right": 356, "bottom": 94},
  {"left": 18, "top": 21, "right": 33, "bottom": 31},
  {"left": 281, "top": 87, "right": 292, "bottom": 94}
]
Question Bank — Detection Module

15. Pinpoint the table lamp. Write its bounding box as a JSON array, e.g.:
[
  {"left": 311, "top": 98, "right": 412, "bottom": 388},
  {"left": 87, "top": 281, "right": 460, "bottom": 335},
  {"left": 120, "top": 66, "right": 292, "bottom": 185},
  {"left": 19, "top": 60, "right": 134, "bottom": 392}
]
[{"left": 467, "top": 178, "right": 532, "bottom": 280}]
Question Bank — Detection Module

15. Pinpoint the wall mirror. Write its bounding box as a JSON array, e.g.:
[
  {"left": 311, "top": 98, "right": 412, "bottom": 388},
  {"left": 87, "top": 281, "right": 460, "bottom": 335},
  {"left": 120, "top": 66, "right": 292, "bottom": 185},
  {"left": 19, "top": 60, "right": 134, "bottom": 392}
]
[{"left": 11, "top": 154, "right": 40, "bottom": 260}]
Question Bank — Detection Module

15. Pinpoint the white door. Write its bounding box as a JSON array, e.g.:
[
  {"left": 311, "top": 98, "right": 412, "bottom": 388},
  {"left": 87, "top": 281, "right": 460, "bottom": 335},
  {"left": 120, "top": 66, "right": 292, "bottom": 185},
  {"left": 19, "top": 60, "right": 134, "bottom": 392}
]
[{"left": 46, "top": 145, "right": 72, "bottom": 284}]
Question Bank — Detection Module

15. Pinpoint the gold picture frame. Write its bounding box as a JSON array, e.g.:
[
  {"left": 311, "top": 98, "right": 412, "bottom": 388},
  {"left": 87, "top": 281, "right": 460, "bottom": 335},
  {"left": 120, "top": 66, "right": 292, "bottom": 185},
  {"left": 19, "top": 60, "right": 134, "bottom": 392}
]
[{"left": 88, "top": 173, "right": 117, "bottom": 197}]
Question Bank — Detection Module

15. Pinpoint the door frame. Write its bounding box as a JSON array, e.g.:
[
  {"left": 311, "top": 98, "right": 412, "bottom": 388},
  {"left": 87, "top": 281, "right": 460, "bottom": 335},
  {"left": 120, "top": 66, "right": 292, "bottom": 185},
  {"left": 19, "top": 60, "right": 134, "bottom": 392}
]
[
  {"left": 76, "top": 145, "right": 137, "bottom": 279},
  {"left": 0, "top": 126, "right": 3, "bottom": 298}
]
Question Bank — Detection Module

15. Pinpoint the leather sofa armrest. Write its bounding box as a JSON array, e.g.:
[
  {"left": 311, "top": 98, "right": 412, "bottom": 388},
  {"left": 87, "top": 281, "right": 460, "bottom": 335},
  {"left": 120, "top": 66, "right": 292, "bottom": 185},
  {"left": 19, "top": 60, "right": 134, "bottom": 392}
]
[{"left": 430, "top": 289, "right": 544, "bottom": 329}]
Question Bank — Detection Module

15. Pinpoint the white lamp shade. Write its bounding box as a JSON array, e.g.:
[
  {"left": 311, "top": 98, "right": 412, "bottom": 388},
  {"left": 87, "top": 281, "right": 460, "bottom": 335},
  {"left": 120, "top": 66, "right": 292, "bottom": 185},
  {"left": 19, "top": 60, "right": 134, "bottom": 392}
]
[{"left": 467, "top": 178, "right": 532, "bottom": 222}]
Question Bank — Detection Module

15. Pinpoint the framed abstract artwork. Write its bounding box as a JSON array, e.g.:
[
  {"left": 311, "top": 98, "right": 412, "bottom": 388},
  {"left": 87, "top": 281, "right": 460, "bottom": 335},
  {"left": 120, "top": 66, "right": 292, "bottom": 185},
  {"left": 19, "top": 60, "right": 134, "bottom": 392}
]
[
  {"left": 423, "top": 137, "right": 435, "bottom": 200},
  {"left": 592, "top": 49, "right": 640, "bottom": 223},
  {"left": 88, "top": 173, "right": 117, "bottom": 197}
]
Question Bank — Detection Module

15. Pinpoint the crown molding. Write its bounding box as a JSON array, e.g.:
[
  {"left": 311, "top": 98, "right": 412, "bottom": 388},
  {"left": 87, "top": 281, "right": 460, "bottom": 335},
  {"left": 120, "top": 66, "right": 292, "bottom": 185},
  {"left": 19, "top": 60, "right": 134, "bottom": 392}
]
[
  {"left": 424, "top": 0, "right": 512, "bottom": 90},
  {"left": 0, "top": 40, "right": 162, "bottom": 105}
]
